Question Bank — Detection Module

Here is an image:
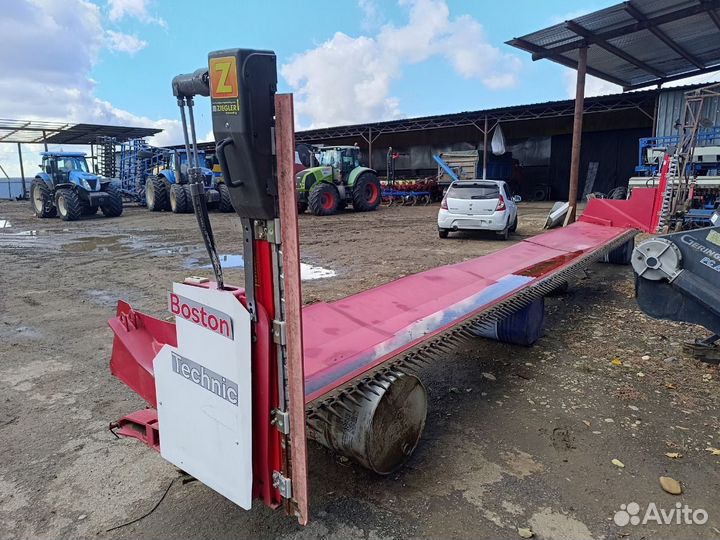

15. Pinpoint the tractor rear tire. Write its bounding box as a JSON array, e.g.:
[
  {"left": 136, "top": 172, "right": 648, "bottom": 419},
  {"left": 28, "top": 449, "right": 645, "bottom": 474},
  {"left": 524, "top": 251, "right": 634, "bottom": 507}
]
[
  {"left": 352, "top": 173, "right": 381, "bottom": 212},
  {"left": 56, "top": 189, "right": 82, "bottom": 221},
  {"left": 170, "top": 183, "right": 189, "bottom": 213},
  {"left": 218, "top": 183, "right": 234, "bottom": 213},
  {"left": 146, "top": 176, "right": 169, "bottom": 211},
  {"left": 101, "top": 185, "right": 123, "bottom": 217},
  {"left": 30, "top": 178, "right": 56, "bottom": 218},
  {"left": 308, "top": 183, "right": 340, "bottom": 216}
]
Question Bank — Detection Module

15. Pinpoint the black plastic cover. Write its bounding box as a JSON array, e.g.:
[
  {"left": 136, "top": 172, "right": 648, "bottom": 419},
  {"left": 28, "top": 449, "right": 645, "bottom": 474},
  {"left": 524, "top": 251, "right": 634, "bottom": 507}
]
[
  {"left": 209, "top": 48, "right": 277, "bottom": 219},
  {"left": 636, "top": 226, "right": 720, "bottom": 335}
]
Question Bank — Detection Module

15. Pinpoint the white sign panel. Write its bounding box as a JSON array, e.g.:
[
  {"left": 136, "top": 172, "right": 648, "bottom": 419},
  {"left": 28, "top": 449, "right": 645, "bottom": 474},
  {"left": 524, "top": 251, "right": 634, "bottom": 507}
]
[{"left": 154, "top": 283, "right": 253, "bottom": 509}]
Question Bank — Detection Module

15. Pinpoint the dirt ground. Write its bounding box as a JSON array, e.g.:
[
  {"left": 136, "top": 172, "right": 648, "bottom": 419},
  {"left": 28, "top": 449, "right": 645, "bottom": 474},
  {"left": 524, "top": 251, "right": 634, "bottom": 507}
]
[{"left": 0, "top": 199, "right": 719, "bottom": 540}]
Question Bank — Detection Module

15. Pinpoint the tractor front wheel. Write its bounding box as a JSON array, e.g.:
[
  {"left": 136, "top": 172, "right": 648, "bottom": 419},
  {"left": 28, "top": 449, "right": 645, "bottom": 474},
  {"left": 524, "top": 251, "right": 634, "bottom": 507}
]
[
  {"left": 146, "top": 176, "right": 169, "bottom": 211},
  {"left": 30, "top": 178, "right": 56, "bottom": 218},
  {"left": 352, "top": 173, "right": 381, "bottom": 212},
  {"left": 56, "top": 189, "right": 82, "bottom": 221},
  {"left": 101, "top": 184, "right": 123, "bottom": 217},
  {"left": 218, "top": 183, "right": 234, "bottom": 213},
  {"left": 170, "top": 183, "right": 189, "bottom": 213},
  {"left": 308, "top": 183, "right": 340, "bottom": 216}
]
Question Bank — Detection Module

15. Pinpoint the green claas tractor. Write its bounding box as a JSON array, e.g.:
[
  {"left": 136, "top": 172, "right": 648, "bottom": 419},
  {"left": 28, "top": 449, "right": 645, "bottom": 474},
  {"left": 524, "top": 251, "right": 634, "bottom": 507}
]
[{"left": 295, "top": 146, "right": 381, "bottom": 215}]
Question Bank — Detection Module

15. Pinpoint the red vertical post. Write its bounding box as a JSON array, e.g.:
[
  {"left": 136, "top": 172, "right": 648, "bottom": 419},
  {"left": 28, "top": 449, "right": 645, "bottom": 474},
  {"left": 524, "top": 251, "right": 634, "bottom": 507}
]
[
  {"left": 275, "top": 93, "right": 309, "bottom": 525},
  {"left": 566, "top": 46, "right": 587, "bottom": 225}
]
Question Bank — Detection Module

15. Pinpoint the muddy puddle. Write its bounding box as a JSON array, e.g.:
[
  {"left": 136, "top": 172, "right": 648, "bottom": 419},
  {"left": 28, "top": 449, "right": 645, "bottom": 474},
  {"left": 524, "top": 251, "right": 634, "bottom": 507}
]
[{"left": 185, "top": 253, "right": 337, "bottom": 280}]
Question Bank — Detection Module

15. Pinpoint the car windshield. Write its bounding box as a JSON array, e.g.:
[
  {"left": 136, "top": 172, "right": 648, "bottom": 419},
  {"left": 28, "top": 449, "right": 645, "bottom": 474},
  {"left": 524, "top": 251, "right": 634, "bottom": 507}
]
[
  {"left": 54, "top": 156, "right": 89, "bottom": 173},
  {"left": 447, "top": 183, "right": 500, "bottom": 200}
]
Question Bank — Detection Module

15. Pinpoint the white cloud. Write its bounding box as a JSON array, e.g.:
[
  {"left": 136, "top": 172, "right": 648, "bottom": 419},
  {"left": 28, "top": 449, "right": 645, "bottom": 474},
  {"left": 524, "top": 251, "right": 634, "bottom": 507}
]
[
  {"left": 358, "top": 0, "right": 384, "bottom": 31},
  {"left": 107, "top": 0, "right": 167, "bottom": 28},
  {"left": 281, "top": 0, "right": 522, "bottom": 129},
  {"left": 563, "top": 69, "right": 720, "bottom": 99},
  {"left": 0, "top": 0, "right": 180, "bottom": 177},
  {"left": 106, "top": 30, "right": 148, "bottom": 54}
]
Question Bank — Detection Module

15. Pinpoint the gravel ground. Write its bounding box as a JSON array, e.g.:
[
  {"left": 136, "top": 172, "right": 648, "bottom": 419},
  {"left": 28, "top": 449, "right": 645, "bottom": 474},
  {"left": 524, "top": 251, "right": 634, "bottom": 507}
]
[{"left": 0, "top": 199, "right": 718, "bottom": 540}]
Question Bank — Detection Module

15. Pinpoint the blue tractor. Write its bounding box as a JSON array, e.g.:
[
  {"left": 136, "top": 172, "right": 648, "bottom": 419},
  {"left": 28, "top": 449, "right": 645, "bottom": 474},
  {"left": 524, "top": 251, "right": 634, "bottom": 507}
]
[
  {"left": 144, "top": 149, "right": 233, "bottom": 213},
  {"left": 31, "top": 152, "right": 123, "bottom": 221}
]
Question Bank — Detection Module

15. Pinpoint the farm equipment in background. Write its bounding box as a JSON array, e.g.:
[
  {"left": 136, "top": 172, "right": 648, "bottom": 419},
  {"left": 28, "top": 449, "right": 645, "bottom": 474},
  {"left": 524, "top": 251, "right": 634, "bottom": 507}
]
[
  {"left": 627, "top": 83, "right": 720, "bottom": 230},
  {"left": 146, "top": 148, "right": 234, "bottom": 213},
  {"left": 295, "top": 145, "right": 381, "bottom": 215},
  {"left": 382, "top": 147, "right": 438, "bottom": 205},
  {"left": 31, "top": 151, "right": 123, "bottom": 221},
  {"left": 106, "top": 46, "right": 663, "bottom": 526},
  {"left": 113, "top": 138, "right": 164, "bottom": 204},
  {"left": 381, "top": 178, "right": 438, "bottom": 206}
]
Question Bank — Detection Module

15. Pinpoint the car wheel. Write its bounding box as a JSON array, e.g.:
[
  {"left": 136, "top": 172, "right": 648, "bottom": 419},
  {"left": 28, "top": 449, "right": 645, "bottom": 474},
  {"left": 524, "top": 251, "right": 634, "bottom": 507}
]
[
  {"left": 510, "top": 214, "right": 518, "bottom": 232},
  {"left": 498, "top": 226, "right": 510, "bottom": 240},
  {"left": 438, "top": 229, "right": 449, "bottom": 239}
]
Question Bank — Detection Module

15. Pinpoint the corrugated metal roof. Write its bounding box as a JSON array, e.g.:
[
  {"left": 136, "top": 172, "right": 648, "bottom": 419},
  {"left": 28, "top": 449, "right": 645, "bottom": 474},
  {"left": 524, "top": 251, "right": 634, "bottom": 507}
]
[
  {"left": 507, "top": 0, "right": 720, "bottom": 90},
  {"left": 0, "top": 119, "right": 161, "bottom": 145}
]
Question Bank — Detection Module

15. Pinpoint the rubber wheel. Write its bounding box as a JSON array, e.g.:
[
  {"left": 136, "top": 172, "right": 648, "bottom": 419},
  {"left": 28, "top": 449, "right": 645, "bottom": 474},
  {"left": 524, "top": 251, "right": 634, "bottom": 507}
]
[
  {"left": 352, "top": 173, "right": 381, "bottom": 212},
  {"left": 439, "top": 229, "right": 449, "bottom": 238},
  {"left": 308, "top": 183, "right": 340, "bottom": 216},
  {"left": 297, "top": 201, "right": 308, "bottom": 214},
  {"left": 498, "top": 226, "right": 510, "bottom": 240},
  {"left": 218, "top": 183, "right": 234, "bottom": 213},
  {"left": 170, "top": 183, "right": 188, "bottom": 213},
  {"left": 100, "top": 184, "right": 123, "bottom": 217},
  {"left": 146, "top": 176, "right": 169, "bottom": 211},
  {"left": 509, "top": 215, "right": 518, "bottom": 232},
  {"left": 56, "top": 189, "right": 82, "bottom": 221},
  {"left": 30, "top": 178, "right": 56, "bottom": 218}
]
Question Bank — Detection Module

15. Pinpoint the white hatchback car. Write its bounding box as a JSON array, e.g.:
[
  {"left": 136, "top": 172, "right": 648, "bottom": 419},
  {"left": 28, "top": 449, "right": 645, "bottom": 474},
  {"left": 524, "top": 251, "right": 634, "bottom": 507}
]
[{"left": 437, "top": 180, "right": 520, "bottom": 240}]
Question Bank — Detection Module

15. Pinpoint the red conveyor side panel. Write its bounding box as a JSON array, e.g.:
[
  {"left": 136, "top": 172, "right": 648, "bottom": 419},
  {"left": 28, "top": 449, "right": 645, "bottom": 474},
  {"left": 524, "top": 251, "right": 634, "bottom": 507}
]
[{"left": 301, "top": 220, "right": 633, "bottom": 402}]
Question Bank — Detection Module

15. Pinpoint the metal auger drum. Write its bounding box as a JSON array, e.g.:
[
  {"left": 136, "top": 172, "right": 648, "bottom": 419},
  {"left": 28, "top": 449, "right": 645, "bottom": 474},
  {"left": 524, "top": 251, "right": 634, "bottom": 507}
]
[{"left": 308, "top": 373, "right": 428, "bottom": 475}]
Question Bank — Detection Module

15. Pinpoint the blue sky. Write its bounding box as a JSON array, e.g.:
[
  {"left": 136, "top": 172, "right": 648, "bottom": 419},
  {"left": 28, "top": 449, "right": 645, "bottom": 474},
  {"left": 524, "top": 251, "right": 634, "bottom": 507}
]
[
  {"left": 2, "top": 0, "right": 716, "bottom": 176},
  {"left": 90, "top": 0, "right": 612, "bottom": 132}
]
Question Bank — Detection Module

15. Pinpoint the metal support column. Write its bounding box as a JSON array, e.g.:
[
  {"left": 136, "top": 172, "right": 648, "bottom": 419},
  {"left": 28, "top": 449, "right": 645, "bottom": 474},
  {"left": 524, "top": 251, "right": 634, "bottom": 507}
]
[
  {"left": 566, "top": 46, "right": 587, "bottom": 225},
  {"left": 368, "top": 127, "right": 373, "bottom": 169},
  {"left": 17, "top": 143, "right": 26, "bottom": 198},
  {"left": 482, "top": 116, "right": 488, "bottom": 180},
  {"left": 42, "top": 131, "right": 48, "bottom": 152}
]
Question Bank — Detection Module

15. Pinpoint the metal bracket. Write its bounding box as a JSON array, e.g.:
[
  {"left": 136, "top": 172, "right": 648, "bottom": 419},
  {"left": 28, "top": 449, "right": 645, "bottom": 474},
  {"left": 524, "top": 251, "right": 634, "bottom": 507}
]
[
  {"left": 271, "top": 408, "right": 290, "bottom": 434},
  {"left": 272, "top": 320, "right": 287, "bottom": 345},
  {"left": 272, "top": 470, "right": 292, "bottom": 499},
  {"left": 254, "top": 219, "right": 280, "bottom": 244},
  {"left": 253, "top": 220, "right": 268, "bottom": 241}
]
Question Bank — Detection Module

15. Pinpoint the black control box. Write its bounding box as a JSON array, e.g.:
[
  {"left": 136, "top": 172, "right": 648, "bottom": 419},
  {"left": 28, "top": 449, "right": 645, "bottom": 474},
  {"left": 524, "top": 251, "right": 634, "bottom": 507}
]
[{"left": 209, "top": 48, "right": 277, "bottom": 219}]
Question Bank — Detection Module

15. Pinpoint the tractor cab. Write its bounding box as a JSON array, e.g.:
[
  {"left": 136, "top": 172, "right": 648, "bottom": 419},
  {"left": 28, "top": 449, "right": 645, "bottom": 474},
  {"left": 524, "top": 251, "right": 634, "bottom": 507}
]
[
  {"left": 164, "top": 149, "right": 213, "bottom": 186},
  {"left": 42, "top": 152, "right": 94, "bottom": 187},
  {"left": 317, "top": 146, "right": 362, "bottom": 182}
]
